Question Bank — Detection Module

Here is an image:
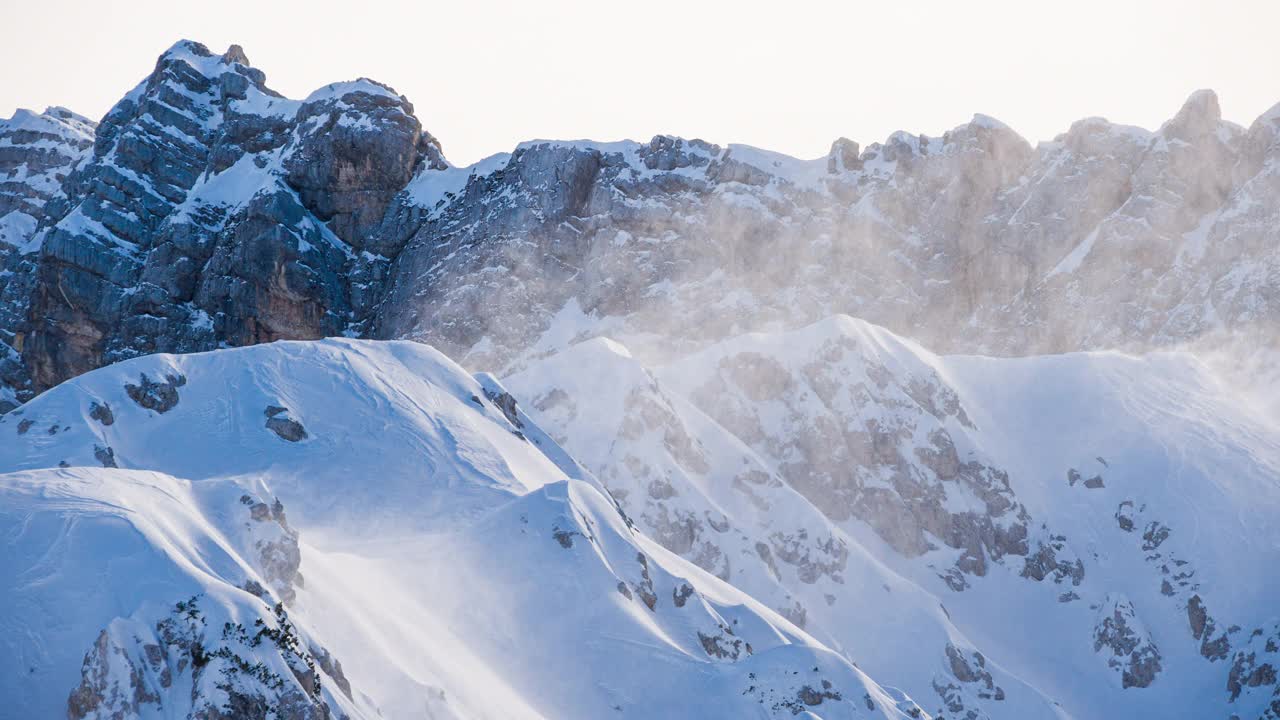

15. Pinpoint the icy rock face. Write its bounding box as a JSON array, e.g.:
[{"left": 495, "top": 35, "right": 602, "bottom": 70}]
[
  {"left": 15, "top": 41, "right": 435, "bottom": 395},
  {"left": 0, "top": 106, "right": 95, "bottom": 227},
  {"left": 0, "top": 107, "right": 96, "bottom": 408},
  {"left": 285, "top": 79, "right": 445, "bottom": 250}
]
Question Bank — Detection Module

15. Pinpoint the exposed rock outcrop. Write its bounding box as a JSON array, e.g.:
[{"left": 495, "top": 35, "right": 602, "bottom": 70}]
[{"left": 1093, "top": 594, "right": 1163, "bottom": 688}]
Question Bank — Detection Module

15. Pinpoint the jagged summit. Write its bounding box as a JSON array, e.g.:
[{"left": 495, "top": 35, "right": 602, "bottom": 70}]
[
  {"left": 221, "top": 42, "right": 251, "bottom": 66},
  {"left": 1, "top": 38, "right": 1276, "bottom": 412},
  {"left": 4, "top": 39, "right": 438, "bottom": 397},
  {"left": 1162, "top": 87, "right": 1231, "bottom": 139}
]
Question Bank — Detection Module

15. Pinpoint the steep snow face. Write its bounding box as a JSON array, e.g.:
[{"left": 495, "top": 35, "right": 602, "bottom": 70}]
[
  {"left": 509, "top": 317, "right": 1280, "bottom": 720},
  {"left": 0, "top": 338, "right": 933, "bottom": 720},
  {"left": 504, "top": 335, "right": 1066, "bottom": 720},
  {"left": 0, "top": 338, "right": 571, "bottom": 534}
]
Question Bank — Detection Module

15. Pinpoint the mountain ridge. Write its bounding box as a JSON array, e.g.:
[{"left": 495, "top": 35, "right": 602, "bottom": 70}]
[
  {"left": 2, "top": 39, "right": 1279, "bottom": 718},
  {"left": 2, "top": 40, "right": 1278, "bottom": 413}
]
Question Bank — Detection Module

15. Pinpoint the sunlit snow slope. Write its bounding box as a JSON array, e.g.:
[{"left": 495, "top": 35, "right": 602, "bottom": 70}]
[
  {"left": 508, "top": 316, "right": 1280, "bottom": 720},
  {"left": 0, "top": 338, "right": 930, "bottom": 719}
]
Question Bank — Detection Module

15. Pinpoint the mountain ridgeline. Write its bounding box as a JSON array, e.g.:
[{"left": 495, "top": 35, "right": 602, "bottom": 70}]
[
  {"left": 2, "top": 39, "right": 1280, "bottom": 720},
  {"left": 2, "top": 40, "right": 1279, "bottom": 411}
]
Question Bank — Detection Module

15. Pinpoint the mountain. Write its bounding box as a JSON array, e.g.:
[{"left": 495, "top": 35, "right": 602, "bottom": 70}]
[
  {"left": 3, "top": 41, "right": 443, "bottom": 404},
  {"left": 0, "top": 338, "right": 931, "bottom": 719},
  {"left": 2, "top": 41, "right": 1279, "bottom": 412},
  {"left": 2, "top": 38, "right": 1279, "bottom": 720},
  {"left": 4, "top": 323, "right": 1278, "bottom": 718},
  {"left": 507, "top": 316, "right": 1280, "bottom": 720}
]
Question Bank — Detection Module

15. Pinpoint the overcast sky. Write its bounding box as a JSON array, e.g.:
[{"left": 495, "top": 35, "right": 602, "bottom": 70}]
[{"left": 2, "top": 0, "right": 1276, "bottom": 166}]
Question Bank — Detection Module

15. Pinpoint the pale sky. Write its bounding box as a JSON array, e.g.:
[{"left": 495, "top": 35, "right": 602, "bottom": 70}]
[{"left": 2, "top": 0, "right": 1277, "bottom": 166}]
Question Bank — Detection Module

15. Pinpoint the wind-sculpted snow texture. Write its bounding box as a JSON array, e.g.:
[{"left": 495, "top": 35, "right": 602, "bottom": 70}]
[
  {"left": 0, "top": 339, "right": 934, "bottom": 719},
  {"left": 2, "top": 38, "right": 1280, "bottom": 720}
]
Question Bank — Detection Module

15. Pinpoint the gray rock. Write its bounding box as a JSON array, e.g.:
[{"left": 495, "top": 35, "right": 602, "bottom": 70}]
[
  {"left": 264, "top": 406, "right": 308, "bottom": 442},
  {"left": 67, "top": 595, "right": 349, "bottom": 720},
  {"left": 124, "top": 372, "right": 186, "bottom": 413},
  {"left": 88, "top": 400, "right": 114, "bottom": 426},
  {"left": 1093, "top": 593, "right": 1163, "bottom": 688},
  {"left": 93, "top": 445, "right": 118, "bottom": 468}
]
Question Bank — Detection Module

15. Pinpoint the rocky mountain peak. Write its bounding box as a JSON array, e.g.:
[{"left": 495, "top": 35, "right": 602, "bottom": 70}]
[
  {"left": 826, "top": 137, "right": 861, "bottom": 173},
  {"left": 2, "top": 38, "right": 1278, "bottom": 437},
  {"left": 2, "top": 36, "right": 1280, "bottom": 720},
  {"left": 286, "top": 77, "right": 432, "bottom": 247},
  {"left": 1161, "top": 88, "right": 1226, "bottom": 141},
  {"left": 1056, "top": 116, "right": 1152, "bottom": 157},
  {"left": 8, "top": 39, "right": 447, "bottom": 395},
  {"left": 222, "top": 42, "right": 251, "bottom": 67}
]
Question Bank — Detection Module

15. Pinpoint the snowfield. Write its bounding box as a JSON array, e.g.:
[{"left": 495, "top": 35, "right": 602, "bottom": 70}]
[
  {"left": 1, "top": 337, "right": 933, "bottom": 719},
  {"left": 2, "top": 323, "right": 1277, "bottom": 718}
]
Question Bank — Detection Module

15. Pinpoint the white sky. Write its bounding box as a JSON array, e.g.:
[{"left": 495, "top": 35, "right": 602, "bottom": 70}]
[{"left": 2, "top": 0, "right": 1276, "bottom": 166}]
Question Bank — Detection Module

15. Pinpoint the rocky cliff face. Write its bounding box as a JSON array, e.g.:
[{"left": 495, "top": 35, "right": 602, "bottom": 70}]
[
  {"left": 0, "top": 106, "right": 96, "bottom": 410},
  {"left": 4, "top": 41, "right": 435, "bottom": 401},
  {"left": 3, "top": 40, "right": 1277, "bottom": 407},
  {"left": 372, "top": 91, "right": 1280, "bottom": 379}
]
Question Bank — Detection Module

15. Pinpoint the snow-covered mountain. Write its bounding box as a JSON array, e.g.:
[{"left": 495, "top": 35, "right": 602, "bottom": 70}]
[
  {"left": 2, "top": 40, "right": 1279, "bottom": 410},
  {"left": 508, "top": 316, "right": 1280, "bottom": 720},
  {"left": 4, "top": 324, "right": 1278, "bottom": 718},
  {"left": 0, "top": 339, "right": 934, "bottom": 719},
  {"left": 1, "top": 38, "right": 1279, "bottom": 719}
]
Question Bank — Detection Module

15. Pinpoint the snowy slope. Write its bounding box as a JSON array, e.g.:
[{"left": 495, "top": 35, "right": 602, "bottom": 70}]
[
  {"left": 505, "top": 336, "right": 1067, "bottom": 720},
  {"left": 0, "top": 338, "right": 931, "bottom": 719},
  {"left": 509, "top": 316, "right": 1280, "bottom": 720}
]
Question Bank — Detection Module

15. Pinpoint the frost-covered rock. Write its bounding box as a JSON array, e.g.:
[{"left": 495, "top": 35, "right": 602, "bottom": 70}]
[{"left": 0, "top": 106, "right": 96, "bottom": 407}]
